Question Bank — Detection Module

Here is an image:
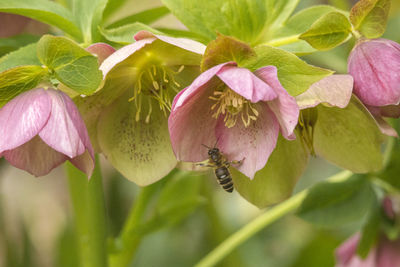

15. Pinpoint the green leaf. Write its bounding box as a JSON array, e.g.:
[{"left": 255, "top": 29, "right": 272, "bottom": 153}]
[
  {"left": 102, "top": 0, "right": 129, "bottom": 20},
  {"left": 72, "top": 0, "right": 108, "bottom": 43},
  {"left": 155, "top": 172, "right": 205, "bottom": 226},
  {"left": 0, "top": 43, "right": 41, "bottom": 73},
  {"left": 300, "top": 12, "right": 352, "bottom": 51},
  {"left": 0, "top": 65, "right": 48, "bottom": 107},
  {"left": 107, "top": 6, "right": 170, "bottom": 28},
  {"left": 313, "top": 96, "right": 384, "bottom": 173},
  {"left": 357, "top": 192, "right": 380, "bottom": 258},
  {"left": 245, "top": 45, "right": 333, "bottom": 96},
  {"left": 350, "top": 0, "right": 391, "bottom": 38},
  {"left": 0, "top": 0, "right": 82, "bottom": 40},
  {"left": 297, "top": 175, "right": 375, "bottom": 227},
  {"left": 161, "top": 0, "right": 269, "bottom": 43},
  {"left": 97, "top": 93, "right": 178, "bottom": 186},
  {"left": 201, "top": 34, "right": 256, "bottom": 72},
  {"left": 99, "top": 23, "right": 162, "bottom": 44},
  {"left": 155, "top": 28, "right": 209, "bottom": 44},
  {"left": 232, "top": 134, "right": 309, "bottom": 208},
  {"left": 265, "top": 0, "right": 300, "bottom": 29},
  {"left": 37, "top": 35, "right": 102, "bottom": 94},
  {"left": 0, "top": 34, "right": 40, "bottom": 57}
]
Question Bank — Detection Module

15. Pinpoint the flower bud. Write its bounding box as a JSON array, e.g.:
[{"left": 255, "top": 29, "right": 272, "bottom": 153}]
[{"left": 348, "top": 38, "right": 400, "bottom": 107}]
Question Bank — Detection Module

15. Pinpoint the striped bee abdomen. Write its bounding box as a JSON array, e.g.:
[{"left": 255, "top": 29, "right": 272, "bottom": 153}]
[{"left": 215, "top": 166, "right": 234, "bottom": 193}]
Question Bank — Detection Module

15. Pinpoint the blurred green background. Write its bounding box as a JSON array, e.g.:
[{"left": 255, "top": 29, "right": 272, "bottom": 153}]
[{"left": 0, "top": 0, "right": 399, "bottom": 266}]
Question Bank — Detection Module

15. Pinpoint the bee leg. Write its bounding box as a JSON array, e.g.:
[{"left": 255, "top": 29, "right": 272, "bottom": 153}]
[
  {"left": 195, "top": 160, "right": 215, "bottom": 168},
  {"left": 228, "top": 157, "right": 245, "bottom": 166}
]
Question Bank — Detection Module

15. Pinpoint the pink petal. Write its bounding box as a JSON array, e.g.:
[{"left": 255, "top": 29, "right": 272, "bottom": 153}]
[
  {"left": 336, "top": 234, "right": 361, "bottom": 266},
  {"left": 39, "top": 90, "right": 94, "bottom": 164},
  {"left": 296, "top": 75, "right": 354, "bottom": 109},
  {"left": 172, "top": 62, "right": 235, "bottom": 110},
  {"left": 99, "top": 38, "right": 156, "bottom": 77},
  {"left": 3, "top": 136, "right": 67, "bottom": 176},
  {"left": 216, "top": 66, "right": 278, "bottom": 103},
  {"left": 134, "top": 30, "right": 206, "bottom": 55},
  {"left": 348, "top": 38, "right": 400, "bottom": 106},
  {"left": 0, "top": 88, "right": 51, "bottom": 153},
  {"left": 215, "top": 103, "right": 280, "bottom": 179},
  {"left": 255, "top": 66, "right": 299, "bottom": 140},
  {"left": 377, "top": 238, "right": 400, "bottom": 267},
  {"left": 86, "top": 43, "right": 116, "bottom": 65},
  {"left": 168, "top": 82, "right": 218, "bottom": 162}
]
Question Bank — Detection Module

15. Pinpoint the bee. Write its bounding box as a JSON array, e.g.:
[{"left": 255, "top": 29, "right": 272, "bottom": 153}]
[{"left": 196, "top": 142, "right": 244, "bottom": 193}]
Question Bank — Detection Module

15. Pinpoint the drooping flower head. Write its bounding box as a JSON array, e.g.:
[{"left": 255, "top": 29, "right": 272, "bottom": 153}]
[
  {"left": 0, "top": 88, "right": 94, "bottom": 177},
  {"left": 76, "top": 31, "right": 205, "bottom": 185},
  {"left": 348, "top": 38, "right": 400, "bottom": 107},
  {"left": 169, "top": 61, "right": 299, "bottom": 179}
]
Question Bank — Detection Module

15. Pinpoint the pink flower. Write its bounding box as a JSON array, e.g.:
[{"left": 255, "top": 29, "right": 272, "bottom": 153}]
[
  {"left": 168, "top": 62, "right": 299, "bottom": 179},
  {"left": 348, "top": 38, "right": 400, "bottom": 107},
  {"left": 336, "top": 233, "right": 400, "bottom": 267},
  {"left": 0, "top": 88, "right": 94, "bottom": 177}
]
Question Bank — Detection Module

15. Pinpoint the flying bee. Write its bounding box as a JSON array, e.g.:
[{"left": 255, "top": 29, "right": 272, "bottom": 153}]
[{"left": 196, "top": 142, "right": 244, "bottom": 193}]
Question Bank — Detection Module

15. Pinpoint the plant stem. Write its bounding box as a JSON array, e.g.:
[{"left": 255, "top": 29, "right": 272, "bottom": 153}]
[
  {"left": 109, "top": 184, "right": 159, "bottom": 267},
  {"left": 66, "top": 155, "right": 108, "bottom": 267},
  {"left": 260, "top": 34, "right": 300, "bottom": 47},
  {"left": 195, "top": 170, "right": 353, "bottom": 267}
]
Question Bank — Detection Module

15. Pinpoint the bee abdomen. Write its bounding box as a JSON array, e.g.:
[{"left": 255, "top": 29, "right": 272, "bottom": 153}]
[{"left": 215, "top": 167, "right": 234, "bottom": 193}]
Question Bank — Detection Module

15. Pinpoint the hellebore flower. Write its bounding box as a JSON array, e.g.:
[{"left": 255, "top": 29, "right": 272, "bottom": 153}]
[
  {"left": 348, "top": 38, "right": 400, "bottom": 107},
  {"left": 0, "top": 88, "right": 94, "bottom": 177},
  {"left": 168, "top": 62, "right": 299, "bottom": 179},
  {"left": 76, "top": 31, "right": 205, "bottom": 185}
]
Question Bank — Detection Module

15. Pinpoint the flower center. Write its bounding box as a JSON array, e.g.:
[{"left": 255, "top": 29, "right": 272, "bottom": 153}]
[
  {"left": 209, "top": 86, "right": 259, "bottom": 128},
  {"left": 129, "top": 64, "right": 184, "bottom": 123},
  {"left": 298, "top": 109, "right": 317, "bottom": 156}
]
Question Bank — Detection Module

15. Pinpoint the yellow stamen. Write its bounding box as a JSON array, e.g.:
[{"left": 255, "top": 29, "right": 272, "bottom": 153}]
[{"left": 209, "top": 86, "right": 259, "bottom": 128}]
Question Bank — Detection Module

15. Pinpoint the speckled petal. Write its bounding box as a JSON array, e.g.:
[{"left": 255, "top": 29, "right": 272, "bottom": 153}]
[
  {"left": 255, "top": 66, "right": 299, "bottom": 140},
  {"left": 216, "top": 66, "right": 278, "bottom": 103},
  {"left": 0, "top": 88, "right": 51, "bottom": 153},
  {"left": 215, "top": 102, "right": 280, "bottom": 179}
]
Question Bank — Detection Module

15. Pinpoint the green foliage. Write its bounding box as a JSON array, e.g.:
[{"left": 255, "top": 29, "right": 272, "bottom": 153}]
[
  {"left": 99, "top": 23, "right": 162, "bottom": 44},
  {"left": 0, "top": 0, "right": 82, "bottom": 40},
  {"left": 0, "top": 65, "right": 48, "bottom": 107},
  {"left": 300, "top": 12, "right": 352, "bottom": 51},
  {"left": 350, "top": 0, "right": 391, "bottom": 38},
  {"left": 232, "top": 134, "right": 309, "bottom": 208},
  {"left": 201, "top": 34, "right": 256, "bottom": 71},
  {"left": 0, "top": 34, "right": 40, "bottom": 57},
  {"left": 161, "top": 0, "right": 271, "bottom": 44},
  {"left": 297, "top": 175, "right": 375, "bottom": 227},
  {"left": 0, "top": 43, "right": 41, "bottom": 73},
  {"left": 313, "top": 97, "right": 384, "bottom": 173},
  {"left": 107, "top": 6, "right": 170, "bottom": 28},
  {"left": 37, "top": 35, "right": 102, "bottom": 94},
  {"left": 245, "top": 45, "right": 333, "bottom": 96},
  {"left": 71, "top": 0, "right": 108, "bottom": 43}
]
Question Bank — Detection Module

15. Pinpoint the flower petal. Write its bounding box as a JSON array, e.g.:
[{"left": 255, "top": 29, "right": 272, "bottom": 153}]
[
  {"left": 172, "top": 62, "right": 235, "bottom": 110},
  {"left": 86, "top": 43, "right": 116, "bottom": 65},
  {"left": 215, "top": 103, "right": 280, "bottom": 179},
  {"left": 255, "top": 66, "right": 299, "bottom": 140},
  {"left": 0, "top": 88, "right": 51, "bottom": 153},
  {"left": 169, "top": 80, "right": 218, "bottom": 162},
  {"left": 295, "top": 75, "right": 354, "bottom": 109},
  {"left": 39, "top": 90, "right": 94, "bottom": 162},
  {"left": 217, "top": 66, "right": 278, "bottom": 103},
  {"left": 99, "top": 38, "right": 156, "bottom": 77},
  {"left": 3, "top": 136, "right": 67, "bottom": 176},
  {"left": 134, "top": 30, "right": 206, "bottom": 55},
  {"left": 377, "top": 238, "right": 400, "bottom": 267},
  {"left": 335, "top": 234, "right": 360, "bottom": 266},
  {"left": 98, "top": 94, "right": 177, "bottom": 186},
  {"left": 348, "top": 39, "right": 400, "bottom": 106}
]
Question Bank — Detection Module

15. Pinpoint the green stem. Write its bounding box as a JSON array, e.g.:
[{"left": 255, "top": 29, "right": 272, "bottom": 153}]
[
  {"left": 66, "top": 155, "right": 108, "bottom": 267},
  {"left": 260, "top": 34, "right": 300, "bottom": 47},
  {"left": 109, "top": 184, "right": 159, "bottom": 267},
  {"left": 195, "top": 170, "right": 353, "bottom": 267}
]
